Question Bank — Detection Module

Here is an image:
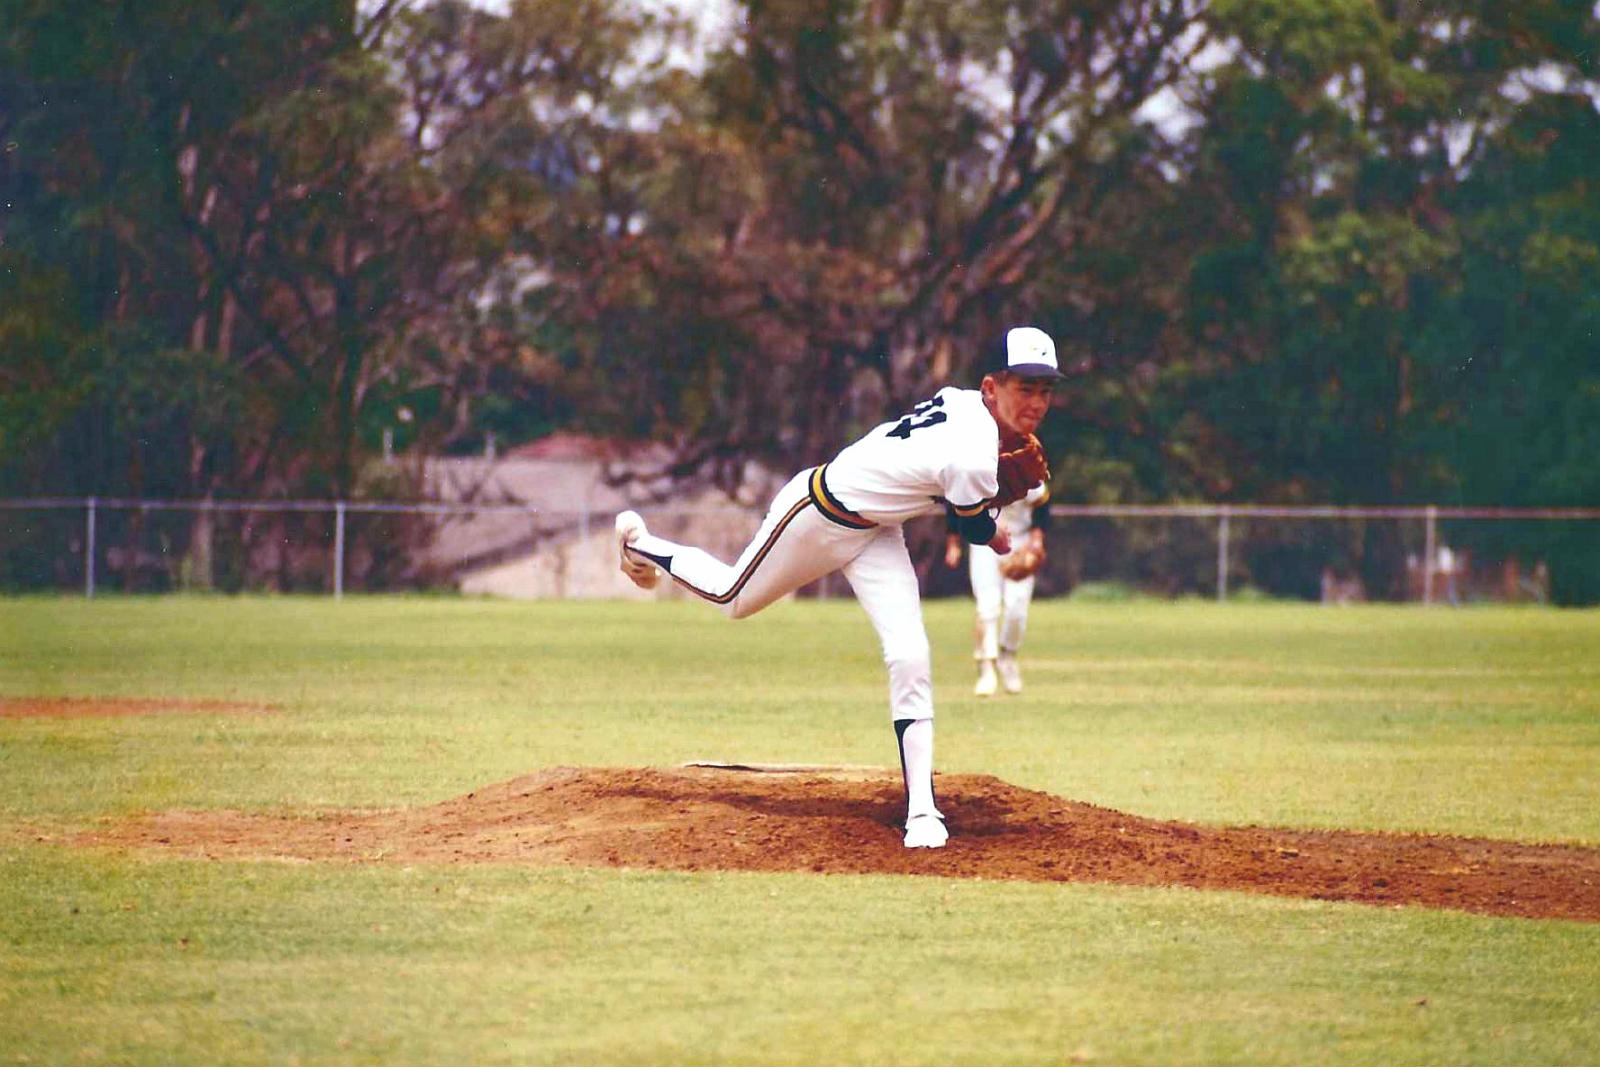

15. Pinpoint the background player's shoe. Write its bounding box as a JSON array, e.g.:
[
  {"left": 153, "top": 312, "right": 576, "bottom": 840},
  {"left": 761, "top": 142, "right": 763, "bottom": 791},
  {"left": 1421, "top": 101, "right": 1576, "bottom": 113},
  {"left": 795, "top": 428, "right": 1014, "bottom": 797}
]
[
  {"left": 974, "top": 658, "right": 998, "bottom": 697},
  {"left": 998, "top": 652, "right": 1023, "bottom": 694},
  {"left": 903, "top": 812, "right": 948, "bottom": 848},
  {"left": 615, "top": 511, "right": 660, "bottom": 590}
]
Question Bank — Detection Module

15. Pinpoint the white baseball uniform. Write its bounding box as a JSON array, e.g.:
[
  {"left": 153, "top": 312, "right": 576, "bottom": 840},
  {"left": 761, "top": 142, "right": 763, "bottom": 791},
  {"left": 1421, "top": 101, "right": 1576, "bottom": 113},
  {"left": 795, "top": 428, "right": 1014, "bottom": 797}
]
[
  {"left": 621, "top": 326, "right": 1062, "bottom": 846},
  {"left": 621, "top": 387, "right": 1009, "bottom": 827},
  {"left": 624, "top": 386, "right": 1002, "bottom": 724},
  {"left": 968, "top": 484, "right": 1050, "bottom": 660}
]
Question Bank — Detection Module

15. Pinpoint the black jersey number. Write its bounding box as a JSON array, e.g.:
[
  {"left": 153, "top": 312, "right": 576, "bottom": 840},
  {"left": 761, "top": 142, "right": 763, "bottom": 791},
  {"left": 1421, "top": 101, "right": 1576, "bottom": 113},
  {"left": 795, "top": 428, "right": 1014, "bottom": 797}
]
[{"left": 887, "top": 396, "right": 947, "bottom": 439}]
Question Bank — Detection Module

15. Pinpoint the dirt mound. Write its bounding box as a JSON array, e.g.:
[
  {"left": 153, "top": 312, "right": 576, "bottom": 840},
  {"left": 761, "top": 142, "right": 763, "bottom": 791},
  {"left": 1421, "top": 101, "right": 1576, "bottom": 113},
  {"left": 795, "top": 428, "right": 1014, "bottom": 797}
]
[
  {"left": 81, "top": 766, "right": 1600, "bottom": 922},
  {"left": 1, "top": 697, "right": 273, "bottom": 719}
]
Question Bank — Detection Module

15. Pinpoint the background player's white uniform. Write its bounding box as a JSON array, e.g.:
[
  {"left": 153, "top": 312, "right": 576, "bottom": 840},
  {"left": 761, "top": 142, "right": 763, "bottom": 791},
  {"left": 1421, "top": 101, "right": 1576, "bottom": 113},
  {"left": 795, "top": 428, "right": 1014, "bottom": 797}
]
[{"left": 967, "top": 485, "right": 1050, "bottom": 693}]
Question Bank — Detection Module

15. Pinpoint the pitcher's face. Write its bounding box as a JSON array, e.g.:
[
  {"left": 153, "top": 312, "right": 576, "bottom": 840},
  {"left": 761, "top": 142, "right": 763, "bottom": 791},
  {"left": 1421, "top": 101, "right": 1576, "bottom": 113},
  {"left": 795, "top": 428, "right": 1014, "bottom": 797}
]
[{"left": 983, "top": 373, "right": 1055, "bottom": 437}]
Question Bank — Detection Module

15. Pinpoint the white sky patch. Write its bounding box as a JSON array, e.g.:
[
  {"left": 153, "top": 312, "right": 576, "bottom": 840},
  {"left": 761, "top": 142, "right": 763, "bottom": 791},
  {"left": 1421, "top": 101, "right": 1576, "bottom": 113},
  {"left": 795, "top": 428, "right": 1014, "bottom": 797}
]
[
  {"left": 457, "top": 0, "right": 737, "bottom": 66},
  {"left": 638, "top": 0, "right": 737, "bottom": 73},
  {"left": 1136, "top": 85, "right": 1201, "bottom": 140}
]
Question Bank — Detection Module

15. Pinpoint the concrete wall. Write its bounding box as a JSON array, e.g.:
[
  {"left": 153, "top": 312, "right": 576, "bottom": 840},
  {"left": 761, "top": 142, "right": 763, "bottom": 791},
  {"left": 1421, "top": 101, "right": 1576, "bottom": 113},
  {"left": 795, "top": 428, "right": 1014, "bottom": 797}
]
[
  {"left": 422, "top": 447, "right": 775, "bottom": 600},
  {"left": 458, "top": 492, "right": 766, "bottom": 600}
]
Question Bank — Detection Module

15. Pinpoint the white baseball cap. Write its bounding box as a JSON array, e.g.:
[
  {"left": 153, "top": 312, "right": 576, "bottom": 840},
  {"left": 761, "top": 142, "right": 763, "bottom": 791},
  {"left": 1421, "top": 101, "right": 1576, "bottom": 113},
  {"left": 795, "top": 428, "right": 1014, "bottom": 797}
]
[{"left": 989, "top": 326, "right": 1062, "bottom": 380}]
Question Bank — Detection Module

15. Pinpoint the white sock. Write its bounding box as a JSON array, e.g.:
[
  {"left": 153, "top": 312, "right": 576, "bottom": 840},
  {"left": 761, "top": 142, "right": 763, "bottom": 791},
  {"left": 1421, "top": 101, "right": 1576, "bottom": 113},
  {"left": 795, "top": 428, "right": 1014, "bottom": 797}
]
[
  {"left": 895, "top": 717, "right": 939, "bottom": 819},
  {"left": 629, "top": 532, "right": 752, "bottom": 597}
]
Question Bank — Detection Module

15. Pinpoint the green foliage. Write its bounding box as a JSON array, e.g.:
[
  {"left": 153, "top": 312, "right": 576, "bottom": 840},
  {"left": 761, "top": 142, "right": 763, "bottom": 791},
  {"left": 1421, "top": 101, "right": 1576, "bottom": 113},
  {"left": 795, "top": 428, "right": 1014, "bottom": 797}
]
[
  {"left": 1172, "top": 0, "right": 1600, "bottom": 597},
  {"left": 3, "top": 0, "right": 1598, "bottom": 596},
  {"left": 1211, "top": 0, "right": 1392, "bottom": 82},
  {"left": 0, "top": 256, "right": 96, "bottom": 478}
]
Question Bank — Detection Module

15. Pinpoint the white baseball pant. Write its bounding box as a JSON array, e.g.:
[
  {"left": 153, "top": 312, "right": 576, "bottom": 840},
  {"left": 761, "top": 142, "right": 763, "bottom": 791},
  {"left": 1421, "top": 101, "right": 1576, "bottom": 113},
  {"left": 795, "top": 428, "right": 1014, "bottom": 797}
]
[
  {"left": 625, "top": 466, "right": 934, "bottom": 722},
  {"left": 968, "top": 543, "right": 1036, "bottom": 659}
]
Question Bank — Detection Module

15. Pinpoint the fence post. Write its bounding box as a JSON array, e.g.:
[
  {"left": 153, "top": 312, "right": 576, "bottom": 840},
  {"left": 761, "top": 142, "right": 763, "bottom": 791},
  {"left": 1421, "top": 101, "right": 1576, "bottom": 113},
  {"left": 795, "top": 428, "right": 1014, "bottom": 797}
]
[
  {"left": 85, "top": 496, "right": 97, "bottom": 599},
  {"left": 1421, "top": 505, "right": 1438, "bottom": 605},
  {"left": 333, "top": 501, "right": 346, "bottom": 600},
  {"left": 1217, "top": 508, "right": 1231, "bottom": 602}
]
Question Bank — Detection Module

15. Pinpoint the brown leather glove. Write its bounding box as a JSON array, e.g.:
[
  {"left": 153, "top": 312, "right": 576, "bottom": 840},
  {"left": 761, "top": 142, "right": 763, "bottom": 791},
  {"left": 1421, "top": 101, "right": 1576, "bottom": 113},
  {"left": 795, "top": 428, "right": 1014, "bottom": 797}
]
[
  {"left": 992, "top": 433, "right": 1050, "bottom": 508},
  {"left": 998, "top": 543, "right": 1046, "bottom": 580}
]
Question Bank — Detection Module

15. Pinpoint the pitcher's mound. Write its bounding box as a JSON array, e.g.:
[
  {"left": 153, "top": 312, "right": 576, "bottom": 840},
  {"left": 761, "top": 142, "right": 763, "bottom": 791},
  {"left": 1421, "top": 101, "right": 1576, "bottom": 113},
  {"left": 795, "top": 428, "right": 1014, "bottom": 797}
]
[{"left": 81, "top": 765, "right": 1600, "bottom": 922}]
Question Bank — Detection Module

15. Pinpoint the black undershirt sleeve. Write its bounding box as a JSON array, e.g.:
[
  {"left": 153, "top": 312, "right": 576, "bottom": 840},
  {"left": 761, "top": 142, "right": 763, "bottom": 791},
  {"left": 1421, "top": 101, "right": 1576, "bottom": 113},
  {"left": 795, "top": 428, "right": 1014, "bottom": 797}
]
[{"left": 951, "top": 508, "right": 997, "bottom": 545}]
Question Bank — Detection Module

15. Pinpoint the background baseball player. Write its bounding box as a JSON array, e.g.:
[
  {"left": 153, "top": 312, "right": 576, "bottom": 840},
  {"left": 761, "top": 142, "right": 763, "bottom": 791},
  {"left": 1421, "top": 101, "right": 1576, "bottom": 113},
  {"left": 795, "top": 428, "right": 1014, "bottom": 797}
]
[
  {"left": 945, "top": 484, "right": 1052, "bottom": 696},
  {"left": 615, "top": 326, "right": 1061, "bottom": 849}
]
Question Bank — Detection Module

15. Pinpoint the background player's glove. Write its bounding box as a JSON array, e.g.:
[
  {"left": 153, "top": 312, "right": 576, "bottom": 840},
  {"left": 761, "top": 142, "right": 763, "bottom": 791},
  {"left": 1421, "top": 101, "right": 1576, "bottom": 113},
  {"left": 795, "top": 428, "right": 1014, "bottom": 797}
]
[
  {"left": 992, "top": 433, "right": 1050, "bottom": 508},
  {"left": 998, "top": 543, "right": 1046, "bottom": 580}
]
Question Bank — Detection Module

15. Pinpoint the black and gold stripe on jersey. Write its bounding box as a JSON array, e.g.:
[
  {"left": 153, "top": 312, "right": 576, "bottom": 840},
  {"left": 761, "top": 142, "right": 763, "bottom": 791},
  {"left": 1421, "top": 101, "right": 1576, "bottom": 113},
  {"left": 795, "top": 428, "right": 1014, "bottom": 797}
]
[{"left": 808, "top": 464, "right": 876, "bottom": 530}]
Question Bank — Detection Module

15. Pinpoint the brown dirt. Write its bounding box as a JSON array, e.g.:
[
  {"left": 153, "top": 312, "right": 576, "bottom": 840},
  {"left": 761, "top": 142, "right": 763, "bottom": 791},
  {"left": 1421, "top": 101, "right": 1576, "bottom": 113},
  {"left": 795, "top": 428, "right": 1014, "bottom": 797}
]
[
  {"left": 1, "top": 697, "right": 274, "bottom": 719},
  {"left": 77, "top": 765, "right": 1600, "bottom": 922}
]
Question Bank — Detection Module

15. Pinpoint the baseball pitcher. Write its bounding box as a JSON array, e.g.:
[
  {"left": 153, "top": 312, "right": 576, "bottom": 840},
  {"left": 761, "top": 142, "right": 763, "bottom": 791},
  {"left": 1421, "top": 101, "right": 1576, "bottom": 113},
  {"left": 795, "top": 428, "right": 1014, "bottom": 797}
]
[{"left": 616, "top": 326, "right": 1061, "bottom": 848}]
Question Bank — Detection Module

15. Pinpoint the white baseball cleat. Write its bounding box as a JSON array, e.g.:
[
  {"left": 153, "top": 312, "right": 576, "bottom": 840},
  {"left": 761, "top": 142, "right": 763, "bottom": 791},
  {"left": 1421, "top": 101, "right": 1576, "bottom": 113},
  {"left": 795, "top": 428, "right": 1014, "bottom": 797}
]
[
  {"left": 615, "top": 510, "right": 660, "bottom": 590},
  {"left": 903, "top": 812, "right": 948, "bottom": 849},
  {"left": 974, "top": 658, "right": 998, "bottom": 697},
  {"left": 998, "top": 652, "right": 1023, "bottom": 694}
]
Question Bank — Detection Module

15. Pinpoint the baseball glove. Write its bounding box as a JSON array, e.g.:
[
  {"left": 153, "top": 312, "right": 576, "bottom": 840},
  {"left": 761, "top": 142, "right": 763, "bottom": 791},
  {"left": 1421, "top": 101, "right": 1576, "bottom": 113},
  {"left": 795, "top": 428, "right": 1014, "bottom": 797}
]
[
  {"left": 999, "top": 544, "right": 1046, "bottom": 580},
  {"left": 992, "top": 433, "right": 1050, "bottom": 508}
]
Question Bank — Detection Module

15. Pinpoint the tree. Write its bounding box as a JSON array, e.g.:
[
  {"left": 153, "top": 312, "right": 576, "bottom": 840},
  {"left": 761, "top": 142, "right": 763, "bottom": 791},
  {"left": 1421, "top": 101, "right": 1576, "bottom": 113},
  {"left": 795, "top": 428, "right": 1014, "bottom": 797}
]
[
  {"left": 1173, "top": 0, "right": 1599, "bottom": 597},
  {"left": 5, "top": 0, "right": 1597, "bottom": 601},
  {"left": 1446, "top": 92, "right": 1600, "bottom": 603},
  {"left": 540, "top": 0, "right": 1209, "bottom": 493},
  {"left": 0, "top": 0, "right": 449, "bottom": 586}
]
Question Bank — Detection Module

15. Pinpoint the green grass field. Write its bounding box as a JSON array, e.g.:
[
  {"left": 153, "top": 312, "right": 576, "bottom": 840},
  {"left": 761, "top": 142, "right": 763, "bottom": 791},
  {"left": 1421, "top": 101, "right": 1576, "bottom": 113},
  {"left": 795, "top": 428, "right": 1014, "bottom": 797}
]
[{"left": 2, "top": 595, "right": 1598, "bottom": 1066}]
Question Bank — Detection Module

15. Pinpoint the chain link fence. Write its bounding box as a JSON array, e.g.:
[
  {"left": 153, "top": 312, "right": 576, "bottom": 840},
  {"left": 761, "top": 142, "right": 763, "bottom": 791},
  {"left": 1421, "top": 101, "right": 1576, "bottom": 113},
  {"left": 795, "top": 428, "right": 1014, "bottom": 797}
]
[{"left": 2, "top": 497, "right": 1596, "bottom": 604}]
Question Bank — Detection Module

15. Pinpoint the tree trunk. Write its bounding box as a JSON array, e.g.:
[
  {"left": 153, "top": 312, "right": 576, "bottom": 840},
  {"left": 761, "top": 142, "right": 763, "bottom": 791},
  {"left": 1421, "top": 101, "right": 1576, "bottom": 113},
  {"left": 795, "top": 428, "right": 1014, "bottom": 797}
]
[
  {"left": 183, "top": 496, "right": 216, "bottom": 592},
  {"left": 183, "top": 435, "right": 215, "bottom": 592}
]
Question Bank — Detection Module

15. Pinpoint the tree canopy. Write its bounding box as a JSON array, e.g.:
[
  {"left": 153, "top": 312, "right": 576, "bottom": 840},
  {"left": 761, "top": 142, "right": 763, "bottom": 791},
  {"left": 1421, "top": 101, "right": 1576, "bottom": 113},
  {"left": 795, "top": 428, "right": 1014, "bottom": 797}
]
[{"left": 3, "top": 0, "right": 1597, "bottom": 598}]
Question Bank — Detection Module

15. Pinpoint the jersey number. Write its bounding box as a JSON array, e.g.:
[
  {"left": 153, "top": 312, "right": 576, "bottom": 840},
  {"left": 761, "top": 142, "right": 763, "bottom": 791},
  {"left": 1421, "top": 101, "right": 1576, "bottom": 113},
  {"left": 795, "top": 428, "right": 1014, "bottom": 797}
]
[{"left": 887, "top": 396, "right": 947, "bottom": 439}]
